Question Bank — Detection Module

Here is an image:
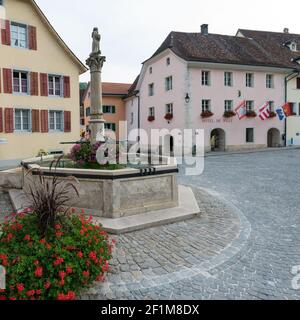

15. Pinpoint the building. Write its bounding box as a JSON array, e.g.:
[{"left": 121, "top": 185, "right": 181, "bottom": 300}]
[
  {"left": 237, "top": 29, "right": 300, "bottom": 146},
  {"left": 0, "top": 0, "right": 87, "bottom": 168},
  {"left": 79, "top": 82, "right": 88, "bottom": 133},
  {"left": 125, "top": 25, "right": 298, "bottom": 153},
  {"left": 82, "top": 82, "right": 131, "bottom": 140}
]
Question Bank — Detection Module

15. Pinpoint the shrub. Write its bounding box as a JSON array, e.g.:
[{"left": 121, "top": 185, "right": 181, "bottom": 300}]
[
  {"left": 0, "top": 212, "right": 114, "bottom": 300},
  {"left": 201, "top": 110, "right": 214, "bottom": 118}
]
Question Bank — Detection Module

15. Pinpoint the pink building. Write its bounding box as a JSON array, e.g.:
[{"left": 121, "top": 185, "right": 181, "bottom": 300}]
[{"left": 125, "top": 25, "right": 297, "bottom": 153}]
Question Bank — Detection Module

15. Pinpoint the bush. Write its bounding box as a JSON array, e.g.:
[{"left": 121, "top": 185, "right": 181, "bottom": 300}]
[
  {"left": 0, "top": 212, "right": 114, "bottom": 300},
  {"left": 69, "top": 142, "right": 103, "bottom": 166}
]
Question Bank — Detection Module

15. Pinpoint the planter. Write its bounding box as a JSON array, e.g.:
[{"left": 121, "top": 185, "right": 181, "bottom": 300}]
[
  {"left": 201, "top": 111, "right": 214, "bottom": 118},
  {"left": 246, "top": 111, "right": 257, "bottom": 118},
  {"left": 268, "top": 111, "right": 277, "bottom": 118},
  {"left": 148, "top": 116, "right": 155, "bottom": 122},
  {"left": 164, "top": 113, "right": 174, "bottom": 121},
  {"left": 223, "top": 111, "right": 236, "bottom": 118}
]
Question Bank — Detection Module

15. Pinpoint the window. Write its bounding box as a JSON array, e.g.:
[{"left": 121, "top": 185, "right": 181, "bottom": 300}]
[
  {"left": 266, "top": 74, "right": 274, "bottom": 88},
  {"left": 201, "top": 71, "right": 210, "bottom": 86},
  {"left": 103, "top": 105, "right": 116, "bottom": 114},
  {"left": 290, "top": 103, "right": 296, "bottom": 115},
  {"left": 165, "top": 76, "right": 173, "bottom": 91},
  {"left": 166, "top": 57, "right": 171, "bottom": 66},
  {"left": 86, "top": 107, "right": 91, "bottom": 117},
  {"left": 105, "top": 123, "right": 116, "bottom": 131},
  {"left": 268, "top": 101, "right": 275, "bottom": 112},
  {"left": 246, "top": 128, "right": 254, "bottom": 143},
  {"left": 48, "top": 75, "right": 62, "bottom": 96},
  {"left": 0, "top": 0, "right": 3, "bottom": 6},
  {"left": 224, "top": 100, "right": 233, "bottom": 111},
  {"left": 202, "top": 99, "right": 211, "bottom": 112},
  {"left": 149, "top": 67, "right": 152, "bottom": 74},
  {"left": 11, "top": 22, "right": 27, "bottom": 48},
  {"left": 246, "top": 73, "right": 254, "bottom": 87},
  {"left": 13, "top": 71, "right": 28, "bottom": 94},
  {"left": 224, "top": 72, "right": 233, "bottom": 87},
  {"left": 149, "top": 107, "right": 155, "bottom": 117},
  {"left": 148, "top": 83, "right": 154, "bottom": 96},
  {"left": 166, "top": 103, "right": 173, "bottom": 114},
  {"left": 14, "top": 109, "right": 30, "bottom": 131},
  {"left": 246, "top": 100, "right": 254, "bottom": 111},
  {"left": 49, "top": 111, "right": 63, "bottom": 131}
]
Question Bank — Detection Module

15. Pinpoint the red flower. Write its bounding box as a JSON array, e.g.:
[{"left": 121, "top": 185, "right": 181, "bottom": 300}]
[
  {"left": 55, "top": 231, "right": 63, "bottom": 237},
  {"left": 0, "top": 296, "right": 6, "bottom": 300},
  {"left": 96, "top": 274, "right": 105, "bottom": 282},
  {"left": 36, "top": 290, "right": 42, "bottom": 295},
  {"left": 7, "top": 233, "right": 13, "bottom": 241},
  {"left": 66, "top": 267, "right": 73, "bottom": 274},
  {"left": 57, "top": 291, "right": 76, "bottom": 301},
  {"left": 54, "top": 258, "right": 64, "bottom": 266},
  {"left": 55, "top": 224, "right": 62, "bottom": 230},
  {"left": 10, "top": 297, "right": 17, "bottom": 301},
  {"left": 77, "top": 252, "right": 83, "bottom": 258},
  {"left": 82, "top": 270, "right": 90, "bottom": 278},
  {"left": 39, "top": 239, "right": 46, "bottom": 245},
  {"left": 35, "top": 267, "right": 43, "bottom": 278},
  {"left": 59, "top": 271, "right": 66, "bottom": 279},
  {"left": 59, "top": 279, "right": 65, "bottom": 286},
  {"left": 26, "top": 290, "right": 35, "bottom": 297},
  {"left": 44, "top": 281, "right": 51, "bottom": 290},
  {"left": 16, "top": 284, "right": 25, "bottom": 292},
  {"left": 34, "top": 260, "right": 39, "bottom": 266}
]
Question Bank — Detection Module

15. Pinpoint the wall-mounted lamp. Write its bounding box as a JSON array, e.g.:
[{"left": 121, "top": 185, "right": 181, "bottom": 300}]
[{"left": 185, "top": 93, "right": 190, "bottom": 104}]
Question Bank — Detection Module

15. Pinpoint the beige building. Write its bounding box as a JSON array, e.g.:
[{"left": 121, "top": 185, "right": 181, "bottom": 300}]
[{"left": 0, "top": 0, "right": 87, "bottom": 168}]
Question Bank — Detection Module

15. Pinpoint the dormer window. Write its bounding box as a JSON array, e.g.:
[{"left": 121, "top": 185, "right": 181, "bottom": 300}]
[{"left": 291, "top": 42, "right": 297, "bottom": 52}]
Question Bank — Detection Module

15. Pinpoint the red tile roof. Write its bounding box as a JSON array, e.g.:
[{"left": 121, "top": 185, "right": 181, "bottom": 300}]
[{"left": 102, "top": 82, "right": 131, "bottom": 96}]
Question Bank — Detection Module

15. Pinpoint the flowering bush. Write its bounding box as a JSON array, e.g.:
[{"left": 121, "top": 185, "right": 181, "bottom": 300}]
[
  {"left": 245, "top": 110, "right": 257, "bottom": 118},
  {"left": 148, "top": 116, "right": 155, "bottom": 122},
  {"left": 201, "top": 110, "right": 214, "bottom": 118},
  {"left": 223, "top": 110, "right": 236, "bottom": 118},
  {"left": 164, "top": 113, "right": 174, "bottom": 121},
  {"left": 0, "top": 212, "right": 114, "bottom": 300},
  {"left": 69, "top": 142, "right": 103, "bottom": 167}
]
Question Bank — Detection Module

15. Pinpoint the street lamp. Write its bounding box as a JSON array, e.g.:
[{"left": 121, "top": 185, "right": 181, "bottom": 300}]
[{"left": 185, "top": 93, "right": 190, "bottom": 104}]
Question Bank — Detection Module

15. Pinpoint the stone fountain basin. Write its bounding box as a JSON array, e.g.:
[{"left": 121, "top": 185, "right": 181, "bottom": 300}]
[{"left": 21, "top": 154, "right": 179, "bottom": 219}]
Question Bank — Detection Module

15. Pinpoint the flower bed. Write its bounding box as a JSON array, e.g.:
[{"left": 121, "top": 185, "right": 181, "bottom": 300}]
[
  {"left": 223, "top": 110, "right": 236, "bottom": 118},
  {"left": 201, "top": 110, "right": 214, "bottom": 118},
  {"left": 245, "top": 110, "right": 257, "bottom": 118},
  {"left": 0, "top": 212, "right": 114, "bottom": 300}
]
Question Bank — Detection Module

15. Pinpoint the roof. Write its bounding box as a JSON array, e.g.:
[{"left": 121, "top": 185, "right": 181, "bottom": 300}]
[
  {"left": 28, "top": 0, "right": 87, "bottom": 74},
  {"left": 147, "top": 31, "right": 300, "bottom": 69},
  {"left": 237, "top": 29, "right": 300, "bottom": 70},
  {"left": 102, "top": 82, "right": 131, "bottom": 96},
  {"left": 126, "top": 76, "right": 140, "bottom": 98}
]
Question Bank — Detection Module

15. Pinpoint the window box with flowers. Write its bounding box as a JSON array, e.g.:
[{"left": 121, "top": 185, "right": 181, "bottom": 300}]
[
  {"left": 223, "top": 110, "right": 236, "bottom": 118},
  {"left": 148, "top": 115, "right": 155, "bottom": 122},
  {"left": 268, "top": 111, "right": 277, "bottom": 118},
  {"left": 201, "top": 110, "right": 214, "bottom": 118},
  {"left": 245, "top": 110, "right": 257, "bottom": 118},
  {"left": 164, "top": 113, "right": 174, "bottom": 121}
]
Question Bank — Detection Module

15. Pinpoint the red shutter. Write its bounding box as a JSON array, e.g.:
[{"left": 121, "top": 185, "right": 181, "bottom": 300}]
[
  {"left": 1, "top": 20, "right": 11, "bottom": 46},
  {"left": 297, "top": 77, "right": 300, "bottom": 89},
  {"left": 0, "top": 108, "right": 3, "bottom": 133},
  {"left": 28, "top": 25, "right": 37, "bottom": 50},
  {"left": 63, "top": 76, "right": 70, "bottom": 98},
  {"left": 40, "top": 73, "right": 48, "bottom": 96},
  {"left": 32, "top": 109, "right": 40, "bottom": 133},
  {"left": 64, "top": 111, "right": 71, "bottom": 132},
  {"left": 30, "top": 72, "right": 39, "bottom": 96},
  {"left": 4, "top": 108, "right": 14, "bottom": 133},
  {"left": 3, "top": 68, "right": 12, "bottom": 94},
  {"left": 0, "top": 68, "right": 1, "bottom": 93},
  {"left": 40, "top": 110, "right": 49, "bottom": 133}
]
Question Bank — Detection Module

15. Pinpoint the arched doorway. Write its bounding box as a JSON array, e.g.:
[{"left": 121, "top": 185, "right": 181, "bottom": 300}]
[
  {"left": 267, "top": 128, "right": 281, "bottom": 148},
  {"left": 211, "top": 129, "right": 226, "bottom": 151}
]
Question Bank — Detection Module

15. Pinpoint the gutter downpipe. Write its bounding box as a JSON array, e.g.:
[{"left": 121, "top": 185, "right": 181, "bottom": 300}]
[{"left": 285, "top": 71, "right": 299, "bottom": 147}]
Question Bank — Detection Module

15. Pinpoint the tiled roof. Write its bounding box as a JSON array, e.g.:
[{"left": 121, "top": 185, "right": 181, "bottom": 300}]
[
  {"left": 102, "top": 82, "right": 131, "bottom": 96},
  {"left": 126, "top": 76, "right": 140, "bottom": 98},
  {"left": 148, "top": 31, "right": 300, "bottom": 69}
]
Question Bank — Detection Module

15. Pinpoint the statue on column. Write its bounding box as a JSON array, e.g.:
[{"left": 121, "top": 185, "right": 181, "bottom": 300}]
[{"left": 92, "top": 27, "right": 101, "bottom": 55}]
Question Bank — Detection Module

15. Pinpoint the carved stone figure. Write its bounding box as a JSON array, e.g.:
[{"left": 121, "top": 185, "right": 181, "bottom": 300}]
[{"left": 92, "top": 27, "right": 101, "bottom": 54}]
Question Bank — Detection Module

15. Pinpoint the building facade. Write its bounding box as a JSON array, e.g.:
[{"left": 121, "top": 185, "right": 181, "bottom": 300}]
[
  {"left": 0, "top": 0, "right": 86, "bottom": 168},
  {"left": 126, "top": 26, "right": 296, "bottom": 153},
  {"left": 82, "top": 82, "right": 131, "bottom": 141}
]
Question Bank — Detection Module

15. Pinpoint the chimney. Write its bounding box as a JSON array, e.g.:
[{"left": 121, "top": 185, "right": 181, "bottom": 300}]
[
  {"left": 283, "top": 28, "right": 289, "bottom": 34},
  {"left": 201, "top": 24, "right": 208, "bottom": 35}
]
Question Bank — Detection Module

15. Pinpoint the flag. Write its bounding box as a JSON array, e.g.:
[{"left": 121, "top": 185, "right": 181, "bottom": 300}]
[
  {"left": 235, "top": 100, "right": 246, "bottom": 120},
  {"left": 282, "top": 103, "right": 292, "bottom": 117},
  {"left": 258, "top": 102, "right": 270, "bottom": 120},
  {"left": 276, "top": 107, "right": 286, "bottom": 121}
]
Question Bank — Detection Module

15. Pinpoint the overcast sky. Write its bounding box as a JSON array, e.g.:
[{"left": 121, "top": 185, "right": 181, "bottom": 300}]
[{"left": 36, "top": 0, "right": 300, "bottom": 84}]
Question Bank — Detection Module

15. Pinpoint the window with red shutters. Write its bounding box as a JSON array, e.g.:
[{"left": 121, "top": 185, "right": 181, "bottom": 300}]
[
  {"left": 3, "top": 68, "right": 12, "bottom": 94},
  {"left": 64, "top": 111, "right": 71, "bottom": 132},
  {"left": 28, "top": 25, "right": 37, "bottom": 50},
  {"left": 32, "top": 110, "right": 40, "bottom": 133},
  {"left": 40, "top": 73, "right": 48, "bottom": 96},
  {"left": 1, "top": 20, "right": 11, "bottom": 46},
  {"left": 30, "top": 72, "right": 39, "bottom": 96},
  {"left": 40, "top": 110, "right": 49, "bottom": 133},
  {"left": 297, "top": 77, "right": 300, "bottom": 89},
  {"left": 4, "top": 108, "right": 14, "bottom": 133},
  {"left": 63, "top": 76, "right": 70, "bottom": 98},
  {"left": 0, "top": 108, "right": 3, "bottom": 133}
]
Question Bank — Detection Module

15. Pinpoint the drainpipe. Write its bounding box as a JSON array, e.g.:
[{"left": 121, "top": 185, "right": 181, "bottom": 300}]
[{"left": 284, "top": 71, "right": 299, "bottom": 147}]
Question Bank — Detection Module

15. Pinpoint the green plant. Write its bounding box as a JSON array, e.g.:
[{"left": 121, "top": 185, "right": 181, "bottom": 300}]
[
  {"left": 25, "top": 157, "right": 79, "bottom": 237},
  {"left": 0, "top": 212, "right": 114, "bottom": 300}
]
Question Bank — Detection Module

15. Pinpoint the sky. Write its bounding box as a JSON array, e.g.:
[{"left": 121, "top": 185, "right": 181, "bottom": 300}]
[{"left": 36, "top": 0, "right": 300, "bottom": 85}]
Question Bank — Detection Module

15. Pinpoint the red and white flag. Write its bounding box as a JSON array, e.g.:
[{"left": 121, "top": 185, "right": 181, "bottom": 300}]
[
  {"left": 235, "top": 100, "right": 246, "bottom": 120},
  {"left": 258, "top": 102, "right": 270, "bottom": 120}
]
